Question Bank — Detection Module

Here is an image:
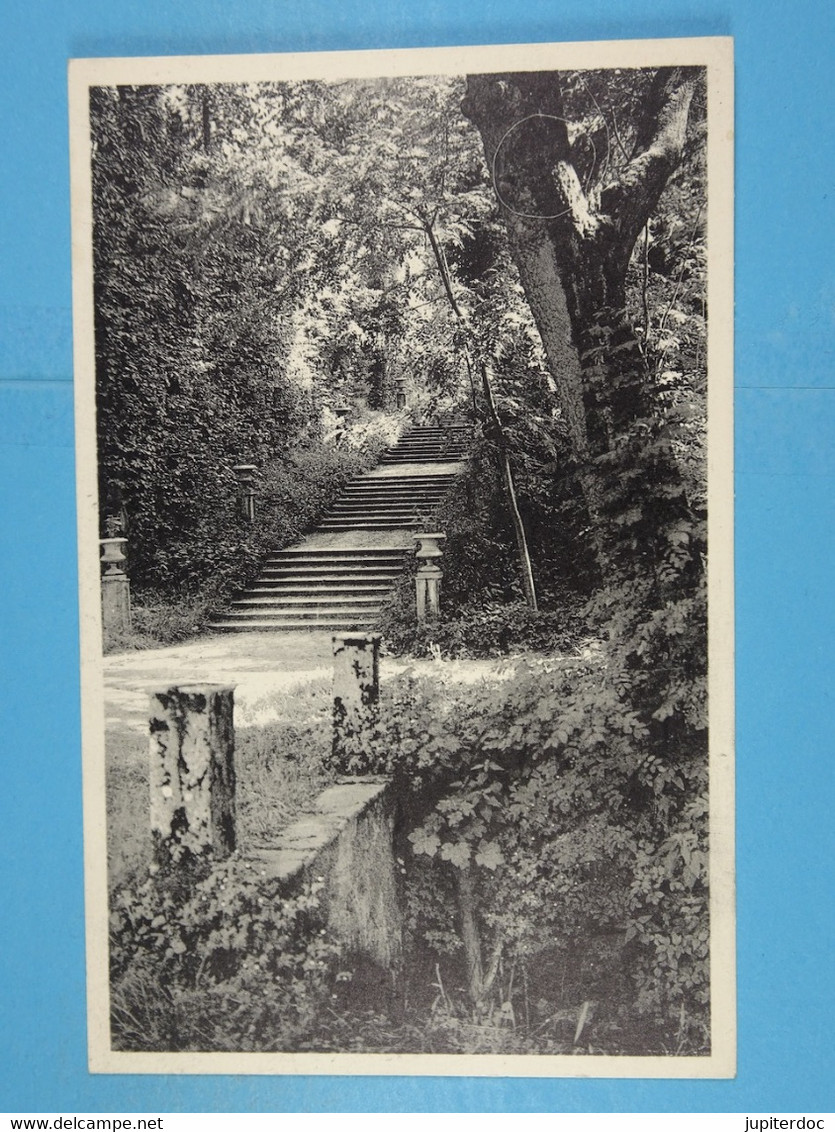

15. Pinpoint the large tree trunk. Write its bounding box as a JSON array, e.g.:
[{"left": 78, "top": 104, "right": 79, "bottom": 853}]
[
  {"left": 453, "top": 864, "right": 504, "bottom": 1013},
  {"left": 462, "top": 69, "right": 701, "bottom": 589}
]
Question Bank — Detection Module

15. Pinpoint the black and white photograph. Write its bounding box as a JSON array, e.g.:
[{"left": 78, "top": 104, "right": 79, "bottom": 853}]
[{"left": 70, "top": 38, "right": 734, "bottom": 1076}]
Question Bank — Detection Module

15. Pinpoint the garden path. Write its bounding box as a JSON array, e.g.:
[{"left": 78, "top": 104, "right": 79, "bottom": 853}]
[{"left": 103, "top": 630, "right": 517, "bottom": 734}]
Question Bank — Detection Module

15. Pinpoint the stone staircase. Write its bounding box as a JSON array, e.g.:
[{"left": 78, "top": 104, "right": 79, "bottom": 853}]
[
  {"left": 379, "top": 425, "right": 469, "bottom": 465},
  {"left": 209, "top": 424, "right": 468, "bottom": 632}
]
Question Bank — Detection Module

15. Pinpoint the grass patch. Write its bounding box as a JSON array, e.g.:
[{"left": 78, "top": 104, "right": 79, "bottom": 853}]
[
  {"left": 103, "top": 595, "right": 212, "bottom": 653},
  {"left": 106, "top": 727, "right": 148, "bottom": 890}
]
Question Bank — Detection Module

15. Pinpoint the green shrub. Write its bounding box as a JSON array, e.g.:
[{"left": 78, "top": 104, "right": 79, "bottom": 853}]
[
  {"left": 108, "top": 411, "right": 401, "bottom": 647},
  {"left": 110, "top": 860, "right": 339, "bottom": 1051},
  {"left": 381, "top": 596, "right": 584, "bottom": 659},
  {"left": 107, "top": 675, "right": 343, "bottom": 1052},
  {"left": 337, "top": 655, "right": 711, "bottom": 1055},
  {"left": 108, "top": 654, "right": 709, "bottom": 1055}
]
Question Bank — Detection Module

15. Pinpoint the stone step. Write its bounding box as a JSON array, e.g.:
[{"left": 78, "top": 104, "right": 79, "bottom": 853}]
[
  {"left": 247, "top": 586, "right": 394, "bottom": 598},
  {"left": 316, "top": 515, "right": 426, "bottom": 524},
  {"left": 317, "top": 515, "right": 424, "bottom": 524},
  {"left": 319, "top": 520, "right": 430, "bottom": 528},
  {"left": 394, "top": 431, "right": 468, "bottom": 438},
  {"left": 379, "top": 456, "right": 464, "bottom": 464},
  {"left": 340, "top": 481, "right": 452, "bottom": 492},
  {"left": 338, "top": 489, "right": 448, "bottom": 499},
  {"left": 339, "top": 490, "right": 450, "bottom": 500},
  {"left": 387, "top": 435, "right": 467, "bottom": 443},
  {"left": 381, "top": 448, "right": 466, "bottom": 454},
  {"left": 260, "top": 559, "right": 402, "bottom": 570},
  {"left": 385, "top": 442, "right": 466, "bottom": 450},
  {"left": 328, "top": 502, "right": 441, "bottom": 509},
  {"left": 209, "top": 617, "right": 379, "bottom": 632},
  {"left": 260, "top": 568, "right": 401, "bottom": 579},
  {"left": 323, "top": 508, "right": 432, "bottom": 519},
  {"left": 336, "top": 486, "right": 449, "bottom": 497},
  {"left": 232, "top": 594, "right": 386, "bottom": 608},
  {"left": 386, "top": 440, "right": 467, "bottom": 448},
  {"left": 242, "top": 579, "right": 396, "bottom": 592},
  {"left": 348, "top": 473, "right": 458, "bottom": 484},
  {"left": 326, "top": 502, "right": 438, "bottom": 510},
  {"left": 263, "top": 552, "right": 405, "bottom": 564},
  {"left": 256, "top": 568, "right": 402, "bottom": 579},
  {"left": 271, "top": 546, "right": 406, "bottom": 556},
  {"left": 223, "top": 604, "right": 385, "bottom": 620},
  {"left": 317, "top": 520, "right": 422, "bottom": 530}
]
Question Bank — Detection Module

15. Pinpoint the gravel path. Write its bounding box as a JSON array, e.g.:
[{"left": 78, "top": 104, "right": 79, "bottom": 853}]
[{"left": 104, "top": 630, "right": 516, "bottom": 734}]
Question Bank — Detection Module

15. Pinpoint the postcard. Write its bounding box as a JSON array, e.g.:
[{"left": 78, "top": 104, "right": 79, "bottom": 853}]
[{"left": 69, "top": 35, "right": 734, "bottom": 1076}]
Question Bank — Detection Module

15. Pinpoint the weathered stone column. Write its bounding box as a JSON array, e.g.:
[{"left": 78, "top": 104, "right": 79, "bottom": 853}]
[
  {"left": 232, "top": 464, "right": 257, "bottom": 522},
  {"left": 414, "top": 532, "right": 445, "bottom": 622},
  {"left": 100, "top": 537, "right": 131, "bottom": 636},
  {"left": 149, "top": 684, "right": 236, "bottom": 866},
  {"left": 331, "top": 405, "right": 351, "bottom": 447},
  {"left": 332, "top": 633, "right": 380, "bottom": 772}
]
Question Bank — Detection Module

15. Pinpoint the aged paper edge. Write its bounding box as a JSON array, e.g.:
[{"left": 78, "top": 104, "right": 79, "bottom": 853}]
[{"left": 69, "top": 35, "right": 735, "bottom": 1079}]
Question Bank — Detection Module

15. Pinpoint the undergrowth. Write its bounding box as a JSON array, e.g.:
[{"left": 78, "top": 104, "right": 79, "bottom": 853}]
[
  {"left": 110, "top": 657, "right": 709, "bottom": 1056},
  {"left": 104, "top": 410, "right": 401, "bottom": 651},
  {"left": 379, "top": 567, "right": 587, "bottom": 660}
]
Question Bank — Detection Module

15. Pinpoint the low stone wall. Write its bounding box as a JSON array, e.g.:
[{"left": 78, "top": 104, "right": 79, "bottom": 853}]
[
  {"left": 146, "top": 651, "right": 402, "bottom": 970},
  {"left": 247, "top": 775, "right": 401, "bottom": 970}
]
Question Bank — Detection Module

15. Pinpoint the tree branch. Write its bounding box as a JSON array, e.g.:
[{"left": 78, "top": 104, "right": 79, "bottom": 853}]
[
  {"left": 421, "top": 210, "right": 538, "bottom": 610},
  {"left": 599, "top": 67, "right": 700, "bottom": 248},
  {"left": 463, "top": 73, "right": 596, "bottom": 237}
]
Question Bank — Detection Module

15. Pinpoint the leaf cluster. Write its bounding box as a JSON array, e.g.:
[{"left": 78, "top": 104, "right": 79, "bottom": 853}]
[{"left": 110, "top": 858, "right": 339, "bottom": 1051}]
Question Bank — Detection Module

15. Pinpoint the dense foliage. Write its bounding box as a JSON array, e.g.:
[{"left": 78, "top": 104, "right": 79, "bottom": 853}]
[
  {"left": 110, "top": 863, "right": 339, "bottom": 1052},
  {"left": 110, "top": 652, "right": 707, "bottom": 1054},
  {"left": 97, "top": 66, "right": 710, "bottom": 1056}
]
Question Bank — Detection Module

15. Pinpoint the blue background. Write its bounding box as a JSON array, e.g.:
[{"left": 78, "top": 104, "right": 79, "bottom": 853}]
[{"left": 1, "top": 0, "right": 832, "bottom": 1113}]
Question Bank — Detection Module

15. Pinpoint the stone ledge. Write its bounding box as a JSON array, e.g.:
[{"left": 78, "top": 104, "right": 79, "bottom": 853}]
[
  {"left": 248, "top": 777, "right": 389, "bottom": 881},
  {"left": 245, "top": 774, "right": 400, "bottom": 967}
]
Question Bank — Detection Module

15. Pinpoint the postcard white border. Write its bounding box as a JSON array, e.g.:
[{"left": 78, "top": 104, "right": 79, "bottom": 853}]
[{"left": 69, "top": 35, "right": 735, "bottom": 1078}]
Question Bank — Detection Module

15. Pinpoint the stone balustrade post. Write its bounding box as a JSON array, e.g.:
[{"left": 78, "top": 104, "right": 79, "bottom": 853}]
[
  {"left": 99, "top": 537, "right": 131, "bottom": 636},
  {"left": 331, "top": 405, "right": 350, "bottom": 447},
  {"left": 149, "top": 684, "right": 236, "bottom": 866},
  {"left": 332, "top": 633, "right": 380, "bottom": 772},
  {"left": 414, "top": 532, "right": 445, "bottom": 623},
  {"left": 232, "top": 464, "right": 257, "bottom": 522}
]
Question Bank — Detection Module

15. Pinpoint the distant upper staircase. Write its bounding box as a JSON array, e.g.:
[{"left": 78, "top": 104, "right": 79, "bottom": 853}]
[{"left": 209, "top": 423, "right": 469, "bottom": 632}]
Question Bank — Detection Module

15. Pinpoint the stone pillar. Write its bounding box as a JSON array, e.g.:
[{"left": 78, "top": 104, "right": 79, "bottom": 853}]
[
  {"left": 332, "top": 405, "right": 350, "bottom": 447},
  {"left": 332, "top": 634, "right": 380, "bottom": 772},
  {"left": 149, "top": 684, "right": 236, "bottom": 866},
  {"left": 232, "top": 464, "right": 257, "bottom": 522},
  {"left": 395, "top": 378, "right": 407, "bottom": 410},
  {"left": 414, "top": 533, "right": 445, "bottom": 622},
  {"left": 100, "top": 537, "right": 131, "bottom": 636}
]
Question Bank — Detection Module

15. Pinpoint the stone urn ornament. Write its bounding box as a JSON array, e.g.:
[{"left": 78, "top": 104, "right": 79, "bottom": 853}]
[
  {"left": 99, "top": 536, "right": 128, "bottom": 576},
  {"left": 414, "top": 532, "right": 445, "bottom": 622},
  {"left": 99, "top": 537, "right": 131, "bottom": 635}
]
